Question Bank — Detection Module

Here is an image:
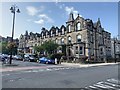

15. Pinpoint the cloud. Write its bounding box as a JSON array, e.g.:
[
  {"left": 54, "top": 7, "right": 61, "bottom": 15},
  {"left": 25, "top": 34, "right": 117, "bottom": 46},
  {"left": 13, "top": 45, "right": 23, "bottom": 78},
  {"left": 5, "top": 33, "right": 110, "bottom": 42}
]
[
  {"left": 34, "top": 14, "right": 54, "bottom": 25},
  {"left": 26, "top": 6, "right": 44, "bottom": 16},
  {"left": 59, "top": 4, "right": 65, "bottom": 9},
  {"left": 27, "top": 19, "right": 32, "bottom": 22},
  {"left": 26, "top": 6, "right": 38, "bottom": 16},
  {"left": 65, "top": 6, "right": 82, "bottom": 18},
  {"left": 34, "top": 19, "right": 44, "bottom": 25}
]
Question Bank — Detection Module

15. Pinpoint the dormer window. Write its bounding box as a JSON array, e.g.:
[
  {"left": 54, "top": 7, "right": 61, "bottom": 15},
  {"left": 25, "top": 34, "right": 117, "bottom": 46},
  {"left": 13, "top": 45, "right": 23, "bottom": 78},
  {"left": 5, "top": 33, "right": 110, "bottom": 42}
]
[
  {"left": 77, "top": 34, "right": 82, "bottom": 43},
  {"left": 77, "top": 22, "right": 81, "bottom": 31},
  {"left": 56, "top": 29, "right": 58, "bottom": 35},
  {"left": 68, "top": 25, "right": 71, "bottom": 32},
  {"left": 51, "top": 31, "right": 53, "bottom": 36},
  {"left": 62, "top": 28, "right": 64, "bottom": 34}
]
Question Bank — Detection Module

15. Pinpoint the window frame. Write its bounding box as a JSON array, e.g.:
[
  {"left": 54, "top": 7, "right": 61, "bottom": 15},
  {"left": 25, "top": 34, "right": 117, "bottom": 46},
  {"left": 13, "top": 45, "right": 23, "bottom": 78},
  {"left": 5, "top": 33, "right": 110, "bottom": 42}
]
[
  {"left": 76, "top": 22, "right": 81, "bottom": 31},
  {"left": 77, "top": 34, "right": 82, "bottom": 43}
]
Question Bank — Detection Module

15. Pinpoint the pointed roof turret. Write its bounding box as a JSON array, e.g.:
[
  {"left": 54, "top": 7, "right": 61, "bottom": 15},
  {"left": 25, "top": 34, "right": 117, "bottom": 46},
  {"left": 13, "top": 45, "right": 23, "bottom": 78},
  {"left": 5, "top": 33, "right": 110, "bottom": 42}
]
[
  {"left": 68, "top": 12, "right": 74, "bottom": 22},
  {"left": 25, "top": 30, "right": 28, "bottom": 36},
  {"left": 97, "top": 18, "right": 101, "bottom": 27}
]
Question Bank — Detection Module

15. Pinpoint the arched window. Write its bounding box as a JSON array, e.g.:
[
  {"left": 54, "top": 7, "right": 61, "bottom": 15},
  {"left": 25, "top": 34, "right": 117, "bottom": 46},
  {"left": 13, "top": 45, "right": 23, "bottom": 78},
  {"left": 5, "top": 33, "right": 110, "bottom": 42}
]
[
  {"left": 51, "top": 31, "right": 53, "bottom": 36},
  {"left": 61, "top": 38, "right": 64, "bottom": 44},
  {"left": 68, "top": 25, "right": 71, "bottom": 32},
  {"left": 77, "top": 22, "right": 81, "bottom": 31},
  {"left": 62, "top": 28, "right": 64, "bottom": 34},
  {"left": 77, "top": 34, "right": 82, "bottom": 43},
  {"left": 56, "top": 29, "right": 58, "bottom": 35},
  {"left": 68, "top": 36, "right": 72, "bottom": 43}
]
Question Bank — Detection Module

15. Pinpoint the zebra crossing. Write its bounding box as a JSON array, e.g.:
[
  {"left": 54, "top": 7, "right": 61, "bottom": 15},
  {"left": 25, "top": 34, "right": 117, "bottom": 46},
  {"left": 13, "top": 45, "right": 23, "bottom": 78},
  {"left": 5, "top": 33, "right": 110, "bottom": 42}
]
[{"left": 85, "top": 78, "right": 120, "bottom": 90}]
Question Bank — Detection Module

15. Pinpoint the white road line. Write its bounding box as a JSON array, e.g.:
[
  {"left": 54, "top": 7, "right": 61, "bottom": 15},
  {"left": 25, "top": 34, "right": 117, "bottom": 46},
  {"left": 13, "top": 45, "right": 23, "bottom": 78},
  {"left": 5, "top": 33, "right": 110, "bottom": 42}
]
[
  {"left": 46, "top": 68, "right": 52, "bottom": 71},
  {"left": 107, "top": 78, "right": 120, "bottom": 84},
  {"left": 9, "top": 79, "right": 14, "bottom": 82},
  {"left": 104, "top": 81, "right": 119, "bottom": 87},
  {"left": 85, "top": 78, "right": 120, "bottom": 90},
  {"left": 2, "top": 74, "right": 10, "bottom": 77},
  {"left": 96, "top": 81, "right": 116, "bottom": 89},
  {"left": 89, "top": 85, "right": 101, "bottom": 90}
]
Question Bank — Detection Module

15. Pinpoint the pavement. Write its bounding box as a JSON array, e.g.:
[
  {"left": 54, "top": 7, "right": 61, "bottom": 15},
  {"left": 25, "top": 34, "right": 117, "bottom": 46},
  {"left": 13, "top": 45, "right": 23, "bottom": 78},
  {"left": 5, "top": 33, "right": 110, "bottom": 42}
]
[
  {"left": 61, "top": 62, "right": 119, "bottom": 68},
  {"left": 0, "top": 60, "right": 119, "bottom": 72}
]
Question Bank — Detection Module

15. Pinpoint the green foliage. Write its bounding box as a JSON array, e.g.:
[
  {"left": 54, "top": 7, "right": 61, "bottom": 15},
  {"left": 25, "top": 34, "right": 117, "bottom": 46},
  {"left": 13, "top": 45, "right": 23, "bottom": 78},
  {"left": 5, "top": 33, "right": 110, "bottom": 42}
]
[
  {"left": 34, "top": 40, "right": 59, "bottom": 55},
  {"left": 0, "top": 41, "right": 17, "bottom": 55},
  {"left": 50, "top": 53, "right": 64, "bottom": 60},
  {"left": 42, "top": 40, "right": 59, "bottom": 54},
  {"left": 34, "top": 45, "right": 44, "bottom": 53}
]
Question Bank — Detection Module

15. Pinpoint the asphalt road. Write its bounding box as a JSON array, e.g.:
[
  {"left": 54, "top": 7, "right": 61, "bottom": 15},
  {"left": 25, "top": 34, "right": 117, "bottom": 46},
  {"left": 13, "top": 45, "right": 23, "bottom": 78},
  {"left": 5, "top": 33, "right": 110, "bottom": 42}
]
[{"left": 2, "top": 62, "right": 119, "bottom": 89}]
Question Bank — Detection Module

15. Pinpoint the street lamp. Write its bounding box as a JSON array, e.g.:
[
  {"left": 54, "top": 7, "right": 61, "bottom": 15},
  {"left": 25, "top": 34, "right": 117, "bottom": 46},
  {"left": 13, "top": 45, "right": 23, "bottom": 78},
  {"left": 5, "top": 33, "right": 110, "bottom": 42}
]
[{"left": 9, "top": 5, "right": 20, "bottom": 64}]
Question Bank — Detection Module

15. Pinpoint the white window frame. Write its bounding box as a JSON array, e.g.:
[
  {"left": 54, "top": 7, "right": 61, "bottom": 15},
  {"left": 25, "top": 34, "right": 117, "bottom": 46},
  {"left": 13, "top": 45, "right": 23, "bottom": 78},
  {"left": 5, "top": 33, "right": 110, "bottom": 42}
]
[
  {"left": 79, "top": 46, "right": 83, "bottom": 55},
  {"left": 51, "top": 31, "right": 53, "bottom": 36},
  {"left": 77, "top": 22, "right": 81, "bottom": 31},
  {"left": 77, "top": 34, "right": 82, "bottom": 43},
  {"left": 62, "top": 28, "right": 64, "bottom": 34},
  {"left": 68, "top": 25, "right": 71, "bottom": 32}
]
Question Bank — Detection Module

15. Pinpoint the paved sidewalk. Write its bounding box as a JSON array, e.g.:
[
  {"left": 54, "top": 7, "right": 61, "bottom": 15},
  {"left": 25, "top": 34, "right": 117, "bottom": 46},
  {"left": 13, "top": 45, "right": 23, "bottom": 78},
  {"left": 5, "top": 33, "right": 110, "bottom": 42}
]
[
  {"left": 61, "top": 62, "right": 119, "bottom": 68},
  {"left": 0, "top": 61, "right": 119, "bottom": 72}
]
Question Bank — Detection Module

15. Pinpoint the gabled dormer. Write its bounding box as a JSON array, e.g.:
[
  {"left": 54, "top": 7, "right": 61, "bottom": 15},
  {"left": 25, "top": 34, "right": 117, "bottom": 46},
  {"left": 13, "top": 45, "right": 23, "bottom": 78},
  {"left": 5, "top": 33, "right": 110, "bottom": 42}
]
[
  {"left": 74, "top": 14, "right": 84, "bottom": 31},
  {"left": 41, "top": 27, "right": 46, "bottom": 39},
  {"left": 55, "top": 27, "right": 59, "bottom": 36},
  {"left": 60, "top": 25, "right": 66, "bottom": 35},
  {"left": 66, "top": 12, "right": 75, "bottom": 33},
  {"left": 49, "top": 26, "right": 56, "bottom": 37},
  {"left": 85, "top": 19, "right": 93, "bottom": 30}
]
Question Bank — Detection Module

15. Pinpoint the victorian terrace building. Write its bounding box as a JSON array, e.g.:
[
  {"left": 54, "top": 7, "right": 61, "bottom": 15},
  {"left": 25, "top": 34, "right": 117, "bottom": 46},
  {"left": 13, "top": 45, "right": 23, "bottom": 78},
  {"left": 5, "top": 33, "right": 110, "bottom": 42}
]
[{"left": 18, "top": 13, "right": 111, "bottom": 62}]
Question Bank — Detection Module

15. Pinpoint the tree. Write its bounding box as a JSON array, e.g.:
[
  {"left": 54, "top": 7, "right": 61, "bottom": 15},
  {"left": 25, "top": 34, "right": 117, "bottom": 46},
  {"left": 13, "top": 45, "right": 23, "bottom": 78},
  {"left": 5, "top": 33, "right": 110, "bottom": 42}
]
[
  {"left": 42, "top": 40, "right": 59, "bottom": 55},
  {"left": 0, "top": 41, "right": 17, "bottom": 55},
  {"left": 33, "top": 45, "right": 44, "bottom": 55},
  {"left": 7, "top": 42, "right": 17, "bottom": 55},
  {"left": 34, "top": 40, "right": 59, "bottom": 56},
  {"left": 0, "top": 41, "right": 9, "bottom": 54}
]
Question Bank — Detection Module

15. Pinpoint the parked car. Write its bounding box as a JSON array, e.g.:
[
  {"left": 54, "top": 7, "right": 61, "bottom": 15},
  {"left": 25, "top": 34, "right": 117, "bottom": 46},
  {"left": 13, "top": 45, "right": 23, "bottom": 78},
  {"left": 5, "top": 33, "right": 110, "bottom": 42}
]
[
  {"left": 29, "top": 55, "right": 36, "bottom": 62},
  {"left": 39, "top": 57, "right": 55, "bottom": 64},
  {"left": 24, "top": 54, "right": 36, "bottom": 62},
  {"left": 39, "top": 57, "right": 48, "bottom": 64},
  {"left": 47, "top": 59, "right": 55, "bottom": 64},
  {"left": 14, "top": 55, "right": 23, "bottom": 60}
]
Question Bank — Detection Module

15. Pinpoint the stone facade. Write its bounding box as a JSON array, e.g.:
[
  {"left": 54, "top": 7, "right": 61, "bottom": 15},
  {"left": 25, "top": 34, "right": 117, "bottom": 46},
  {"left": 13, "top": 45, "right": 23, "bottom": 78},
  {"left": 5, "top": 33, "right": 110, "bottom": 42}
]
[
  {"left": 111, "top": 38, "right": 120, "bottom": 59},
  {"left": 18, "top": 13, "right": 111, "bottom": 61}
]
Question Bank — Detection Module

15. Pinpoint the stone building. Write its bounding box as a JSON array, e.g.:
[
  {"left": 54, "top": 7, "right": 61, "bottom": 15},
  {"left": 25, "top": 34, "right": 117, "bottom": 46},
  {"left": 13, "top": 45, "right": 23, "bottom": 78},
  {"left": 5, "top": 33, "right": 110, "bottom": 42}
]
[
  {"left": 111, "top": 38, "right": 120, "bottom": 59},
  {"left": 18, "top": 13, "right": 111, "bottom": 61}
]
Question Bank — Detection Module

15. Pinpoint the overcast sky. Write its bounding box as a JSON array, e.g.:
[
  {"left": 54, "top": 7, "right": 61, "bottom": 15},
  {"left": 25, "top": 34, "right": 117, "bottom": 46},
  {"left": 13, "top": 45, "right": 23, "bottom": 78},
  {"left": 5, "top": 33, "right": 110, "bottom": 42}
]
[{"left": 1, "top": 2, "right": 118, "bottom": 39}]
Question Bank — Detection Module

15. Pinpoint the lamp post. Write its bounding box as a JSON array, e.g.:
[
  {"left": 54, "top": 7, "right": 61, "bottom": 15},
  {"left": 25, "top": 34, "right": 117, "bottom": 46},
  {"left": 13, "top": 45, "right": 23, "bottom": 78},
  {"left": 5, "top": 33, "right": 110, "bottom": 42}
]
[{"left": 9, "top": 5, "right": 20, "bottom": 64}]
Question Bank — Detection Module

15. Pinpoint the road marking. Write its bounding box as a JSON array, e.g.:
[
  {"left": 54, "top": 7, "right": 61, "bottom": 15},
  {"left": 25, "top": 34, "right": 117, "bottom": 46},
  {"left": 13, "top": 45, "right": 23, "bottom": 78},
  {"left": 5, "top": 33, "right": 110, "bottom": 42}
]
[
  {"left": 85, "top": 79, "right": 120, "bottom": 90},
  {"left": 2, "top": 67, "right": 78, "bottom": 77},
  {"left": 107, "top": 78, "right": 120, "bottom": 84},
  {"left": 9, "top": 79, "right": 14, "bottom": 82}
]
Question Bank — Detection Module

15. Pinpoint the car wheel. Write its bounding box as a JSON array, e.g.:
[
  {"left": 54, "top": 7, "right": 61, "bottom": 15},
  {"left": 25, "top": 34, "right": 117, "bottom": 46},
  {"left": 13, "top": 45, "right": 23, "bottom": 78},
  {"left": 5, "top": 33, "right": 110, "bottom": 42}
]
[
  {"left": 29, "top": 60, "right": 31, "bottom": 62},
  {"left": 46, "top": 62, "right": 48, "bottom": 64}
]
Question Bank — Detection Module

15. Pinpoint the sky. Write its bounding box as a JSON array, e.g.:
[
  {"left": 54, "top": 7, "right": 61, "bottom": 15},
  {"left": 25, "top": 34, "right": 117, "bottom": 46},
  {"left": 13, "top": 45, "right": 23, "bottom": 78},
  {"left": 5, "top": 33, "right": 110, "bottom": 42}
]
[{"left": 1, "top": 2, "right": 118, "bottom": 39}]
